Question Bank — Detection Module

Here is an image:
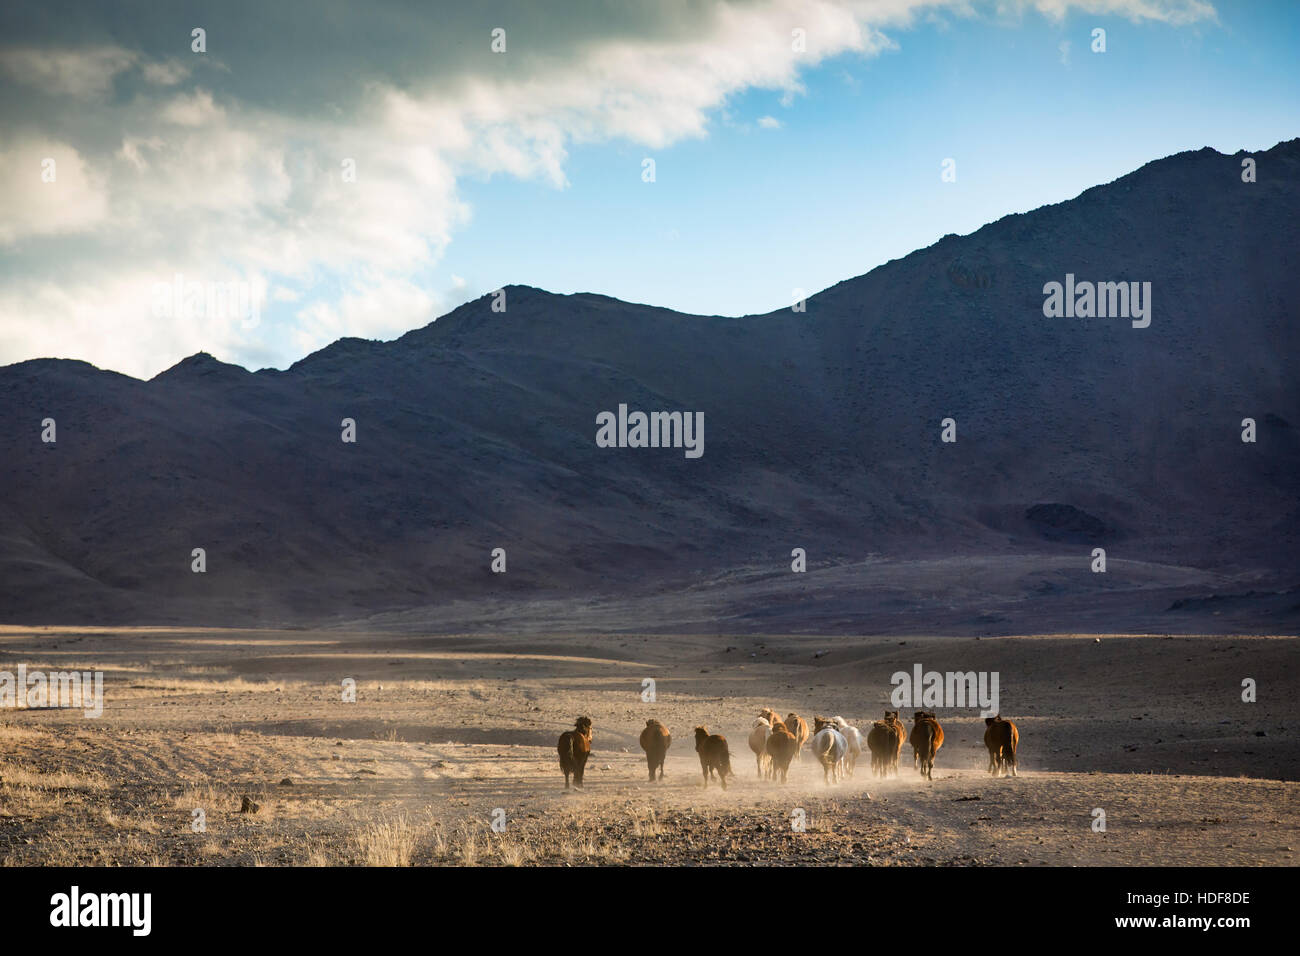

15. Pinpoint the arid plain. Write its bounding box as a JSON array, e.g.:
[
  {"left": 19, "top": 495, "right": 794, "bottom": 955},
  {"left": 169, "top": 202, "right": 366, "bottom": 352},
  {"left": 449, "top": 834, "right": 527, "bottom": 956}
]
[{"left": 0, "top": 626, "right": 1294, "bottom": 866}]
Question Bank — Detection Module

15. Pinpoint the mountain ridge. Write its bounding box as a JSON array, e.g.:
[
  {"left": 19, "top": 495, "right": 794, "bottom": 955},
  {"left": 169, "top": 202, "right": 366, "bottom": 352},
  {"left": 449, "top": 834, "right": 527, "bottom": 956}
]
[
  {"left": 17, "top": 139, "right": 1297, "bottom": 385},
  {"left": 2, "top": 138, "right": 1297, "bottom": 632}
]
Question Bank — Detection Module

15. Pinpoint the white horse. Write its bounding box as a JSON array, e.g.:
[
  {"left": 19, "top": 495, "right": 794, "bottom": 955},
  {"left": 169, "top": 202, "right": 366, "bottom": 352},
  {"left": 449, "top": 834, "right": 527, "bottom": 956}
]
[
  {"left": 810, "top": 719, "right": 848, "bottom": 785},
  {"left": 830, "top": 716, "right": 862, "bottom": 777}
]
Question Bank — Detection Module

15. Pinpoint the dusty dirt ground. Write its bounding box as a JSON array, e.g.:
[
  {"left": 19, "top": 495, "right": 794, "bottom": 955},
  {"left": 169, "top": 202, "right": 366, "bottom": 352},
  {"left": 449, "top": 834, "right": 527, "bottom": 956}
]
[{"left": 0, "top": 627, "right": 1295, "bottom": 866}]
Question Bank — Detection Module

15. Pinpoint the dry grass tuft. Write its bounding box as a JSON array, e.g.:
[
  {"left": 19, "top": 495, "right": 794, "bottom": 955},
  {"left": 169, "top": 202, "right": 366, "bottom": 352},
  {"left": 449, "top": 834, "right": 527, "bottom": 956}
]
[{"left": 356, "top": 814, "right": 418, "bottom": 867}]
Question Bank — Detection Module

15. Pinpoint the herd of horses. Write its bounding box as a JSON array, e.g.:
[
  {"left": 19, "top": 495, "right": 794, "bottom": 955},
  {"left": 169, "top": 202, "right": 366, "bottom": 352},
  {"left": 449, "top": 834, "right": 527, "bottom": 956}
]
[{"left": 556, "top": 710, "right": 1020, "bottom": 790}]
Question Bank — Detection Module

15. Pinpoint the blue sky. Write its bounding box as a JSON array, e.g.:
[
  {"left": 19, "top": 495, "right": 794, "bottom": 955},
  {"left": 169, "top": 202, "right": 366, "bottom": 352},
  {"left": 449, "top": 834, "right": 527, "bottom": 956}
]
[
  {"left": 1, "top": 0, "right": 1297, "bottom": 377},
  {"left": 441, "top": 1, "right": 1300, "bottom": 318}
]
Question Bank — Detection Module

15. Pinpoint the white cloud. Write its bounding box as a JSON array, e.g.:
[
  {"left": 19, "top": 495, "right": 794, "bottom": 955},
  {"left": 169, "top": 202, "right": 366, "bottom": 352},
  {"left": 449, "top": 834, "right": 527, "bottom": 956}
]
[
  {"left": 291, "top": 274, "right": 442, "bottom": 356},
  {"left": 0, "top": 45, "right": 137, "bottom": 97},
  {"left": 0, "top": 45, "right": 198, "bottom": 97},
  {"left": 158, "top": 89, "right": 225, "bottom": 126},
  {"left": 140, "top": 59, "right": 191, "bottom": 87},
  {"left": 0, "top": 140, "right": 108, "bottom": 242},
  {"left": 758, "top": 115, "right": 782, "bottom": 129},
  {"left": 1026, "top": 0, "right": 1216, "bottom": 25}
]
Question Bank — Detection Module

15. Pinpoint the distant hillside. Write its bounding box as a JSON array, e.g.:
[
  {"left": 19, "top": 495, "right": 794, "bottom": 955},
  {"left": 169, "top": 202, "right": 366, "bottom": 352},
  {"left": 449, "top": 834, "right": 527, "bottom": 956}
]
[{"left": 2, "top": 140, "right": 1298, "bottom": 632}]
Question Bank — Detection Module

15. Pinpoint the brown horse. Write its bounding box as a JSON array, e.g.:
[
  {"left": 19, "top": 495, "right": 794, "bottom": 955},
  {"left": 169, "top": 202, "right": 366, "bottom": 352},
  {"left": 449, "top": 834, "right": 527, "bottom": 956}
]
[
  {"left": 909, "top": 711, "right": 944, "bottom": 780},
  {"left": 639, "top": 718, "right": 671, "bottom": 781},
  {"left": 867, "top": 711, "right": 905, "bottom": 777},
  {"left": 983, "top": 715, "right": 1019, "bottom": 777},
  {"left": 785, "top": 712, "right": 810, "bottom": 761},
  {"left": 765, "top": 718, "right": 798, "bottom": 783},
  {"left": 558, "top": 716, "right": 593, "bottom": 790},
  {"left": 694, "top": 726, "right": 734, "bottom": 789}
]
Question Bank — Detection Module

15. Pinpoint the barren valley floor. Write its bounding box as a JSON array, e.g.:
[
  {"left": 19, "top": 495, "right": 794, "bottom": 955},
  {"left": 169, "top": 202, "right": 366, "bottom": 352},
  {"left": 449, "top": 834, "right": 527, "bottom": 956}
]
[{"left": 0, "top": 627, "right": 1294, "bottom": 866}]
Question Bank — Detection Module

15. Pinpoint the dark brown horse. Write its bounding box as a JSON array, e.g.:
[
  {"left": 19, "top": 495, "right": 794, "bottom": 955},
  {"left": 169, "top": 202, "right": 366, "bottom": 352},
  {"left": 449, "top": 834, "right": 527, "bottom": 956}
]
[
  {"left": 558, "top": 716, "right": 593, "bottom": 790},
  {"left": 694, "top": 726, "right": 733, "bottom": 789},
  {"left": 909, "top": 711, "right": 944, "bottom": 781},
  {"left": 639, "top": 718, "right": 671, "bottom": 781},
  {"left": 867, "top": 711, "right": 906, "bottom": 777},
  {"left": 983, "top": 715, "right": 1019, "bottom": 777}
]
